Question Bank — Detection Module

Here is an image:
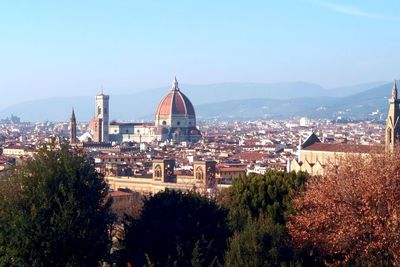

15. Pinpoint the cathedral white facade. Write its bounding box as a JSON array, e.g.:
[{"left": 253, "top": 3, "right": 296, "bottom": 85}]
[{"left": 88, "top": 77, "right": 201, "bottom": 144}]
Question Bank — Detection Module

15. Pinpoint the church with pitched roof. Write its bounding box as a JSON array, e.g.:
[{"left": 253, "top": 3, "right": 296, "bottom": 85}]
[{"left": 288, "top": 80, "right": 399, "bottom": 175}]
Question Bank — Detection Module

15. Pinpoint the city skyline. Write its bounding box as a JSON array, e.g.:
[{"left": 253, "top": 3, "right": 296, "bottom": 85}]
[
  {"left": 1, "top": 2, "right": 400, "bottom": 266},
  {"left": 1, "top": 0, "right": 400, "bottom": 107}
]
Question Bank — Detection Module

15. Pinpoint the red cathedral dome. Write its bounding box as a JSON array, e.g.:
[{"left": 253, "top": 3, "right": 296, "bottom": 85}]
[
  {"left": 156, "top": 77, "right": 195, "bottom": 117},
  {"left": 88, "top": 117, "right": 97, "bottom": 132}
]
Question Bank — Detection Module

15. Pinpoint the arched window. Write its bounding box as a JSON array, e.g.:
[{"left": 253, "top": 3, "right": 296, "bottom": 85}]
[
  {"left": 195, "top": 166, "right": 204, "bottom": 181},
  {"left": 154, "top": 165, "right": 162, "bottom": 178}
]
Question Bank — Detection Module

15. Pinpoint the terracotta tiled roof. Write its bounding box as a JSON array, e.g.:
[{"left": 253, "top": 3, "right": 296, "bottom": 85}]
[
  {"left": 156, "top": 90, "right": 195, "bottom": 117},
  {"left": 235, "top": 152, "right": 264, "bottom": 161},
  {"left": 96, "top": 154, "right": 132, "bottom": 159},
  {"left": 302, "top": 143, "right": 382, "bottom": 153}
]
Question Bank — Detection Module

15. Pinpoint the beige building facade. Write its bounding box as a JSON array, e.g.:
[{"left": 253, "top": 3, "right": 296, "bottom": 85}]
[
  {"left": 106, "top": 159, "right": 228, "bottom": 195},
  {"left": 289, "top": 81, "right": 398, "bottom": 176},
  {"left": 105, "top": 77, "right": 201, "bottom": 144},
  {"left": 288, "top": 135, "right": 377, "bottom": 176}
]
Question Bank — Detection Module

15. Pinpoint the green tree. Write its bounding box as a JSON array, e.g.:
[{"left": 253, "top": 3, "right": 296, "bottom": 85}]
[
  {"left": 191, "top": 241, "right": 203, "bottom": 267},
  {"left": 220, "top": 170, "right": 308, "bottom": 267},
  {"left": 225, "top": 216, "right": 291, "bottom": 267},
  {"left": 221, "top": 170, "right": 308, "bottom": 231},
  {"left": 0, "top": 142, "right": 113, "bottom": 266},
  {"left": 122, "top": 190, "right": 230, "bottom": 267}
]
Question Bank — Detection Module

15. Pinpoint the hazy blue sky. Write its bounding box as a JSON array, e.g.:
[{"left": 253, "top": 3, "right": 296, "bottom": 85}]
[{"left": 0, "top": 0, "right": 399, "bottom": 107}]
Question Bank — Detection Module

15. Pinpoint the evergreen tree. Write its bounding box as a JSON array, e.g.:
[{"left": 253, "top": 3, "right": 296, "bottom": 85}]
[
  {"left": 0, "top": 142, "right": 113, "bottom": 266},
  {"left": 122, "top": 190, "right": 230, "bottom": 267},
  {"left": 225, "top": 216, "right": 291, "bottom": 267},
  {"left": 191, "top": 241, "right": 203, "bottom": 267},
  {"left": 221, "top": 170, "right": 307, "bottom": 231},
  {"left": 221, "top": 170, "right": 308, "bottom": 267}
]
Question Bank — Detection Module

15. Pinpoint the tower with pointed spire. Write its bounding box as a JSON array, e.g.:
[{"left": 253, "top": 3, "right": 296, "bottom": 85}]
[
  {"left": 70, "top": 108, "right": 78, "bottom": 144},
  {"left": 386, "top": 80, "right": 400, "bottom": 152}
]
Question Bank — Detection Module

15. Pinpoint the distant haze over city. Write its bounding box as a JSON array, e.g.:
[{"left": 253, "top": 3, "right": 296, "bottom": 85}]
[
  {"left": 1, "top": 2, "right": 400, "bottom": 266},
  {"left": 0, "top": 80, "right": 393, "bottom": 122},
  {"left": 1, "top": 1, "right": 400, "bottom": 108}
]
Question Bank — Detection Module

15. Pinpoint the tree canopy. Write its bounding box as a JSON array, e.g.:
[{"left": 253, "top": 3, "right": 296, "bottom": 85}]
[
  {"left": 289, "top": 153, "right": 400, "bottom": 266},
  {"left": 220, "top": 170, "right": 308, "bottom": 231},
  {"left": 220, "top": 170, "right": 309, "bottom": 267},
  {"left": 122, "top": 189, "right": 230, "bottom": 267},
  {"left": 0, "top": 143, "right": 112, "bottom": 267}
]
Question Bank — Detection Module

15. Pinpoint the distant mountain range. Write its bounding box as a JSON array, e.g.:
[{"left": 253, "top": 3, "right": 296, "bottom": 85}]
[
  {"left": 0, "top": 81, "right": 391, "bottom": 121},
  {"left": 196, "top": 82, "right": 392, "bottom": 120}
]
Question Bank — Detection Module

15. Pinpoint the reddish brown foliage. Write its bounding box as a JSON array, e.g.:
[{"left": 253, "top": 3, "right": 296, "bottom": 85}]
[{"left": 288, "top": 152, "right": 400, "bottom": 266}]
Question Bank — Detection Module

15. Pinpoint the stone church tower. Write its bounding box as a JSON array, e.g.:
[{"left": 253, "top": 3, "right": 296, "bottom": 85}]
[
  {"left": 386, "top": 80, "right": 400, "bottom": 152},
  {"left": 70, "top": 108, "right": 77, "bottom": 144},
  {"left": 95, "top": 93, "right": 110, "bottom": 142}
]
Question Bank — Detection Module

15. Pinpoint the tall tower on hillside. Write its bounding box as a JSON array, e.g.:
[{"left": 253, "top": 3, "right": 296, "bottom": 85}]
[
  {"left": 386, "top": 80, "right": 400, "bottom": 152},
  {"left": 70, "top": 108, "right": 77, "bottom": 144},
  {"left": 95, "top": 93, "right": 109, "bottom": 142}
]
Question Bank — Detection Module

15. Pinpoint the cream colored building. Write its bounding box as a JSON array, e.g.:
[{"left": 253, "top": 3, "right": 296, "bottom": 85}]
[
  {"left": 105, "top": 159, "right": 229, "bottom": 195},
  {"left": 91, "top": 77, "right": 202, "bottom": 144},
  {"left": 288, "top": 133, "right": 377, "bottom": 176},
  {"left": 109, "top": 122, "right": 158, "bottom": 143},
  {"left": 289, "top": 81, "right": 398, "bottom": 176},
  {"left": 3, "top": 145, "right": 36, "bottom": 157}
]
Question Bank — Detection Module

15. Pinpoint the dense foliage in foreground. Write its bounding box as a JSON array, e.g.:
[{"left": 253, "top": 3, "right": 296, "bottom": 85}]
[
  {"left": 0, "top": 145, "right": 311, "bottom": 267},
  {"left": 3, "top": 142, "right": 398, "bottom": 266},
  {"left": 121, "top": 190, "right": 230, "bottom": 267},
  {"left": 289, "top": 153, "right": 400, "bottom": 266},
  {"left": 221, "top": 170, "right": 309, "bottom": 267},
  {"left": 118, "top": 170, "right": 309, "bottom": 267},
  {"left": 0, "top": 143, "right": 112, "bottom": 267}
]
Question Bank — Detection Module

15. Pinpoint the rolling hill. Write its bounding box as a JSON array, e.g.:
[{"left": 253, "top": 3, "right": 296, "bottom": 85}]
[
  {"left": 0, "top": 81, "right": 391, "bottom": 121},
  {"left": 196, "top": 83, "right": 391, "bottom": 120}
]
